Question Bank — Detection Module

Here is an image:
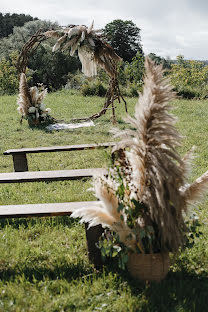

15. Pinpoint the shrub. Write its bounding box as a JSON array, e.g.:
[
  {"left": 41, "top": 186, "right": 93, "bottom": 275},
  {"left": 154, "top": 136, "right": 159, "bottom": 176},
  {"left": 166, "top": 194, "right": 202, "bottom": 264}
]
[
  {"left": 81, "top": 81, "right": 107, "bottom": 97},
  {"left": 169, "top": 55, "right": 208, "bottom": 99},
  {"left": 176, "top": 87, "right": 201, "bottom": 99},
  {"left": 65, "top": 72, "right": 85, "bottom": 90},
  {"left": 0, "top": 51, "right": 19, "bottom": 94},
  {"left": 81, "top": 83, "right": 95, "bottom": 96},
  {"left": 94, "top": 81, "right": 107, "bottom": 96}
]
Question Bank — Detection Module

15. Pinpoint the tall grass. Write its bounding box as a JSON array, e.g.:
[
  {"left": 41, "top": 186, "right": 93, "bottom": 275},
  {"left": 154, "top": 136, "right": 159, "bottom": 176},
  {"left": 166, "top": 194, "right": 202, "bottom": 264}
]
[{"left": 0, "top": 91, "right": 207, "bottom": 311}]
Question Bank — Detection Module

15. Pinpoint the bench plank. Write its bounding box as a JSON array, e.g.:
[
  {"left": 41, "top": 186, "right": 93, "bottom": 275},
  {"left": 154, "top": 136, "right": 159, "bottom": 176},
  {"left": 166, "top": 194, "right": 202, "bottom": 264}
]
[
  {"left": 4, "top": 142, "right": 116, "bottom": 155},
  {"left": 0, "top": 168, "right": 107, "bottom": 183},
  {"left": 0, "top": 201, "right": 98, "bottom": 218}
]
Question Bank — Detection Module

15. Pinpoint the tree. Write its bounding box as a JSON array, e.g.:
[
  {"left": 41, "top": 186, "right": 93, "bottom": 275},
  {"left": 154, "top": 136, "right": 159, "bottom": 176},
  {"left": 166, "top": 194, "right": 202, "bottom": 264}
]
[
  {"left": 0, "top": 20, "right": 56, "bottom": 58},
  {"left": 124, "top": 51, "right": 145, "bottom": 83},
  {"left": 0, "top": 20, "right": 81, "bottom": 91},
  {"left": 0, "top": 12, "right": 37, "bottom": 38},
  {"left": 170, "top": 55, "right": 208, "bottom": 88},
  {"left": 168, "top": 55, "right": 208, "bottom": 98},
  {"left": 103, "top": 19, "right": 143, "bottom": 62},
  {"left": 0, "top": 51, "right": 19, "bottom": 94},
  {"left": 29, "top": 44, "right": 81, "bottom": 90},
  {"left": 148, "top": 53, "right": 172, "bottom": 70}
]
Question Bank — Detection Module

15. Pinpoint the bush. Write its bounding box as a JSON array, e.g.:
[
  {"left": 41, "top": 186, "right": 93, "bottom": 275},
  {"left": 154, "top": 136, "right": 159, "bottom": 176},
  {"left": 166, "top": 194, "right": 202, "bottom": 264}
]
[
  {"left": 65, "top": 72, "right": 85, "bottom": 90},
  {"left": 169, "top": 55, "right": 208, "bottom": 99},
  {"left": 176, "top": 87, "right": 201, "bottom": 99},
  {"left": 81, "top": 81, "right": 107, "bottom": 97},
  {"left": 94, "top": 81, "right": 107, "bottom": 96},
  {"left": 0, "top": 51, "right": 19, "bottom": 94},
  {"left": 0, "top": 20, "right": 81, "bottom": 91},
  {"left": 66, "top": 55, "right": 145, "bottom": 98},
  {"left": 128, "top": 83, "right": 143, "bottom": 97},
  {"left": 175, "top": 85, "right": 208, "bottom": 99}
]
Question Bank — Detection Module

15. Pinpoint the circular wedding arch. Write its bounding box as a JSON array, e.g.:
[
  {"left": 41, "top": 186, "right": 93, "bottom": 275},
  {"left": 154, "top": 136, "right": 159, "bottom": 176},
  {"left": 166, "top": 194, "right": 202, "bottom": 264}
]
[{"left": 16, "top": 24, "right": 127, "bottom": 124}]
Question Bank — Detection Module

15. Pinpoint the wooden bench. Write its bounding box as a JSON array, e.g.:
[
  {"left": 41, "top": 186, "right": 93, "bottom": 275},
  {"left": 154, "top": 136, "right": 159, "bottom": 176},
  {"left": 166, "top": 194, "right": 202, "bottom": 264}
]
[
  {"left": 4, "top": 142, "right": 116, "bottom": 172},
  {"left": 0, "top": 201, "right": 98, "bottom": 219},
  {"left": 0, "top": 168, "right": 107, "bottom": 183},
  {"left": 0, "top": 200, "right": 103, "bottom": 267},
  {"left": 1, "top": 142, "right": 115, "bottom": 267}
]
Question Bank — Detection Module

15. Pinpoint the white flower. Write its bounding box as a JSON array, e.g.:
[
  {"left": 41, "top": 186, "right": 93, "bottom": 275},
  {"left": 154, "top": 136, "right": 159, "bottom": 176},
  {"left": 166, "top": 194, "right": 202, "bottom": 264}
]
[
  {"left": 28, "top": 107, "right": 36, "bottom": 113},
  {"left": 41, "top": 113, "right": 47, "bottom": 118},
  {"left": 45, "top": 108, "right": 51, "bottom": 114},
  {"left": 40, "top": 103, "right": 46, "bottom": 111}
]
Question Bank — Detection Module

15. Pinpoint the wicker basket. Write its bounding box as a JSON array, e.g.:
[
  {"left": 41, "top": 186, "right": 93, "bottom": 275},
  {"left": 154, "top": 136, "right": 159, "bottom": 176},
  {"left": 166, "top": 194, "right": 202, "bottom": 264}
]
[{"left": 127, "top": 252, "right": 170, "bottom": 282}]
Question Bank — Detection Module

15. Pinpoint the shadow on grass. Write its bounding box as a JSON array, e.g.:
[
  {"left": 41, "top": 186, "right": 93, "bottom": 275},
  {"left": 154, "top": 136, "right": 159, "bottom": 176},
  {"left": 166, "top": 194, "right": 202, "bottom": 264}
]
[
  {"left": 28, "top": 123, "right": 58, "bottom": 133},
  {"left": 117, "top": 266, "right": 208, "bottom": 311},
  {"left": 0, "top": 261, "right": 93, "bottom": 283},
  {"left": 1, "top": 256, "right": 207, "bottom": 311},
  {"left": 146, "top": 270, "right": 207, "bottom": 311},
  {"left": 88, "top": 257, "right": 208, "bottom": 311},
  {"left": 0, "top": 215, "right": 78, "bottom": 229}
]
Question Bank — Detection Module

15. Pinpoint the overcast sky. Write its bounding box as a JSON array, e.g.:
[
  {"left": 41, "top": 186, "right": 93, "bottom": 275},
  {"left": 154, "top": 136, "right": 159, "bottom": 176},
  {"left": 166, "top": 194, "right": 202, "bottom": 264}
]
[{"left": 1, "top": 0, "right": 208, "bottom": 60}]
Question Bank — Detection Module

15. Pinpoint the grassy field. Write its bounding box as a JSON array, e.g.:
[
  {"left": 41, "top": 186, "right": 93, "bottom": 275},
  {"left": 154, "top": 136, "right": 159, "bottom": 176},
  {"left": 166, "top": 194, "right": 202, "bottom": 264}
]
[{"left": 0, "top": 91, "right": 208, "bottom": 312}]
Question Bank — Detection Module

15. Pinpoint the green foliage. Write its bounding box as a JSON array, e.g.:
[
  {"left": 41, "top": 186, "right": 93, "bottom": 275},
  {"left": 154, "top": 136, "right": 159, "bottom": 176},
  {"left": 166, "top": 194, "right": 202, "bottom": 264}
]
[
  {"left": 67, "top": 65, "right": 143, "bottom": 98},
  {"left": 123, "top": 51, "right": 145, "bottom": 83},
  {"left": 103, "top": 19, "right": 143, "bottom": 62},
  {"left": 183, "top": 213, "right": 204, "bottom": 250},
  {"left": 97, "top": 231, "right": 129, "bottom": 270},
  {"left": 81, "top": 80, "right": 107, "bottom": 97},
  {"left": 65, "top": 71, "right": 86, "bottom": 90},
  {"left": 0, "top": 12, "right": 36, "bottom": 38},
  {"left": 0, "top": 50, "right": 19, "bottom": 94},
  {"left": 0, "top": 20, "right": 55, "bottom": 58},
  {"left": 116, "top": 52, "right": 144, "bottom": 97},
  {"left": 148, "top": 53, "right": 172, "bottom": 70},
  {"left": 169, "top": 55, "right": 208, "bottom": 99},
  {"left": 29, "top": 44, "right": 81, "bottom": 91},
  {"left": 107, "top": 164, "right": 161, "bottom": 255},
  {"left": 0, "top": 20, "right": 81, "bottom": 92}
]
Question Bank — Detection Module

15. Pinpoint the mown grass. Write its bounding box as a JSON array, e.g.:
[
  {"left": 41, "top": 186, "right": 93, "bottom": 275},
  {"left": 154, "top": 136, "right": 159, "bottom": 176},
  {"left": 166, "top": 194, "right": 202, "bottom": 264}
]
[{"left": 0, "top": 91, "right": 208, "bottom": 311}]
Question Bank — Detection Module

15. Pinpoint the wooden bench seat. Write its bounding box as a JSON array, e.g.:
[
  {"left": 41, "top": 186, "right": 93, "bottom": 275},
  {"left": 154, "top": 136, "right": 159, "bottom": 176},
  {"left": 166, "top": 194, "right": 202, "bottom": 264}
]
[
  {"left": 4, "top": 142, "right": 116, "bottom": 155},
  {"left": 0, "top": 201, "right": 98, "bottom": 219},
  {"left": 0, "top": 168, "right": 107, "bottom": 183},
  {"left": 4, "top": 142, "right": 116, "bottom": 172},
  {"left": 0, "top": 200, "right": 103, "bottom": 267}
]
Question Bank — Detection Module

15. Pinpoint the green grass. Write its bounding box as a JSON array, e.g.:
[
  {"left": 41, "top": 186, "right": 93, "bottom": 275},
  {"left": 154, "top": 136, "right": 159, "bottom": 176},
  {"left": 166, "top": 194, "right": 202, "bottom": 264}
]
[{"left": 0, "top": 91, "right": 208, "bottom": 311}]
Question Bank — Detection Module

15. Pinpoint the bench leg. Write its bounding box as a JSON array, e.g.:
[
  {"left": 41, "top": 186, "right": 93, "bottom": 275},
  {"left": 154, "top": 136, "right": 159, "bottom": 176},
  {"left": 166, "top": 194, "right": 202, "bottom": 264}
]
[
  {"left": 13, "top": 153, "right": 28, "bottom": 172},
  {"left": 85, "top": 224, "right": 104, "bottom": 268}
]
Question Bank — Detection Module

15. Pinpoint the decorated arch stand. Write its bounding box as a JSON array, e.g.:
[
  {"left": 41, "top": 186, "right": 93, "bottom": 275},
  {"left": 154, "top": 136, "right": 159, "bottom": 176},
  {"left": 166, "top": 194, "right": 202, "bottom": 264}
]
[{"left": 16, "top": 23, "right": 127, "bottom": 125}]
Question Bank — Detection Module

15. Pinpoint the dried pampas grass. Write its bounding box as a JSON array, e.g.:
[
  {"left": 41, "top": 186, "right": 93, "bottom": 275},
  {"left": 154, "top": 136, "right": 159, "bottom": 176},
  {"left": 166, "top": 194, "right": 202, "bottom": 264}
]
[
  {"left": 71, "top": 176, "right": 137, "bottom": 251},
  {"left": 111, "top": 57, "right": 208, "bottom": 252},
  {"left": 17, "top": 73, "right": 31, "bottom": 116},
  {"left": 17, "top": 73, "right": 47, "bottom": 120},
  {"left": 68, "top": 57, "right": 208, "bottom": 253},
  {"left": 44, "top": 22, "right": 121, "bottom": 78},
  {"left": 181, "top": 170, "right": 208, "bottom": 204}
]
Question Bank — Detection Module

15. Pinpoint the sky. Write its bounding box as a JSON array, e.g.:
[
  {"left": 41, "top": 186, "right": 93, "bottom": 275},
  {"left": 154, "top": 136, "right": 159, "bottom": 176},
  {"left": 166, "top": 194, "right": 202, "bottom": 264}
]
[{"left": 1, "top": 0, "right": 208, "bottom": 60}]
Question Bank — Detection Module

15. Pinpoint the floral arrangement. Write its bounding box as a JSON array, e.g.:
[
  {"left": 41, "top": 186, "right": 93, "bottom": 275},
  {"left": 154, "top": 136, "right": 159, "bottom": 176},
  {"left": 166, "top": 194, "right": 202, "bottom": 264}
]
[
  {"left": 17, "top": 73, "right": 53, "bottom": 126},
  {"left": 44, "top": 21, "right": 121, "bottom": 78},
  {"left": 69, "top": 57, "right": 208, "bottom": 270}
]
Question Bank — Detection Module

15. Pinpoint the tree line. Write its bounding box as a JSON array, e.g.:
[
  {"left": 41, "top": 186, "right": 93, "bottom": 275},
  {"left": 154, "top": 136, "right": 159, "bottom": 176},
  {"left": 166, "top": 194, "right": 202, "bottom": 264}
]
[
  {"left": 0, "top": 12, "right": 37, "bottom": 38},
  {"left": 0, "top": 15, "right": 145, "bottom": 94},
  {"left": 1, "top": 13, "right": 208, "bottom": 99}
]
